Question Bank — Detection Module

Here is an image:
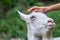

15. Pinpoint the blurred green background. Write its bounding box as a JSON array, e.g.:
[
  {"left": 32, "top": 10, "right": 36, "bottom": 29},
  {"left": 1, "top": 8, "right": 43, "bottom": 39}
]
[{"left": 0, "top": 0, "right": 60, "bottom": 40}]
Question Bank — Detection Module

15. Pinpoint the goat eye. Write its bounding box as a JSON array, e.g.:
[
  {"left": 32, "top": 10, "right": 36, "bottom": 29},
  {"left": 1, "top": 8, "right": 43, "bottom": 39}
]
[
  {"left": 30, "top": 16, "right": 35, "bottom": 19},
  {"left": 30, "top": 16, "right": 36, "bottom": 21}
]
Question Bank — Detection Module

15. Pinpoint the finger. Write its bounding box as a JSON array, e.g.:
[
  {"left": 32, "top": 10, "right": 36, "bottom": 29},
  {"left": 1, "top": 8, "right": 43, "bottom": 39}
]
[
  {"left": 36, "top": 7, "right": 48, "bottom": 13},
  {"left": 33, "top": 9, "right": 40, "bottom": 12},
  {"left": 27, "top": 6, "right": 38, "bottom": 12}
]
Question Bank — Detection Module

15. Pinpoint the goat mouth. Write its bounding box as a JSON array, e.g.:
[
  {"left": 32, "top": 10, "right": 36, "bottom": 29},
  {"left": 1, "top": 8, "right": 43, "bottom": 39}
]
[{"left": 48, "top": 27, "right": 54, "bottom": 31}]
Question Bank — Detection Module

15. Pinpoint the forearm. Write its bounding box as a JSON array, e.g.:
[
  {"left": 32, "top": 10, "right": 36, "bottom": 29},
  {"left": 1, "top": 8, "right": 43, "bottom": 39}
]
[{"left": 50, "top": 3, "right": 60, "bottom": 11}]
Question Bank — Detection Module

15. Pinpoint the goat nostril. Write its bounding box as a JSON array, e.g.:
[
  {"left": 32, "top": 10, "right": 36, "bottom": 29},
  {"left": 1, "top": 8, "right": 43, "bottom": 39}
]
[{"left": 48, "top": 20, "right": 54, "bottom": 23}]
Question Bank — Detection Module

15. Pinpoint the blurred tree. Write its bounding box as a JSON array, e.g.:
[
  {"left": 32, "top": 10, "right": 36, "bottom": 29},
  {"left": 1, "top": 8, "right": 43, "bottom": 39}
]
[{"left": 0, "top": 0, "right": 19, "bottom": 18}]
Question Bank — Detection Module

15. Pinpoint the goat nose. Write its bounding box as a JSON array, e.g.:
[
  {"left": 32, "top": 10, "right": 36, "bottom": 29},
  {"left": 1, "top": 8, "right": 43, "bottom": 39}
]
[
  {"left": 48, "top": 19, "right": 54, "bottom": 23},
  {"left": 47, "top": 19, "right": 55, "bottom": 30},
  {"left": 48, "top": 19, "right": 54, "bottom": 27}
]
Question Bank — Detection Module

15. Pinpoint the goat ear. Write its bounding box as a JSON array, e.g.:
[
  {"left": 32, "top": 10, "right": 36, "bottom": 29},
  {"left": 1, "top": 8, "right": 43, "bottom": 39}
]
[{"left": 18, "top": 10, "right": 28, "bottom": 20}]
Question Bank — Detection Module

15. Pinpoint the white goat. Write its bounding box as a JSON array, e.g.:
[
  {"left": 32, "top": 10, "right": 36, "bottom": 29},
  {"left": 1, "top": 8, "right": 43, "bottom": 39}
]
[{"left": 18, "top": 10, "right": 60, "bottom": 40}]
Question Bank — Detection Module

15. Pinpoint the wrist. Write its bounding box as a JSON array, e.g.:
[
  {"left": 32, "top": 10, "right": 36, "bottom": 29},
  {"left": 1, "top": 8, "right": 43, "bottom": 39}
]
[{"left": 48, "top": 6, "right": 53, "bottom": 11}]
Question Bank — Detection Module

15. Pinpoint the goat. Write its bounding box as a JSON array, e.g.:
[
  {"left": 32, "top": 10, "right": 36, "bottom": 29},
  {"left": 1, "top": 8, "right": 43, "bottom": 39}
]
[{"left": 18, "top": 10, "right": 56, "bottom": 40}]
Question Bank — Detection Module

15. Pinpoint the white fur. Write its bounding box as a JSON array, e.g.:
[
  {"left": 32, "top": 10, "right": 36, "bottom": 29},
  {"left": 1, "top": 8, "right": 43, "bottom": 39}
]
[{"left": 18, "top": 11, "right": 56, "bottom": 40}]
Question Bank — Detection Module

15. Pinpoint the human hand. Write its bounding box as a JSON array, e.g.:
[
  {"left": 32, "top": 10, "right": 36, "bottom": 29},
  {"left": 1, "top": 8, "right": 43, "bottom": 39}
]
[{"left": 28, "top": 6, "right": 52, "bottom": 13}]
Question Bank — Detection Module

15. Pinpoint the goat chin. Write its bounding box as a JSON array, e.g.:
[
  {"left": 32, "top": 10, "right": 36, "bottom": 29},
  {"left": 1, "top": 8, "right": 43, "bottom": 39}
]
[{"left": 53, "top": 37, "right": 60, "bottom": 40}]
